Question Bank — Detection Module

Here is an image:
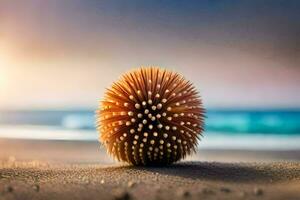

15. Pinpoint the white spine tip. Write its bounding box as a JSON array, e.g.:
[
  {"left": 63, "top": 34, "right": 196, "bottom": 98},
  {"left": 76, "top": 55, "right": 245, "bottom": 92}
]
[
  {"left": 157, "top": 103, "right": 162, "bottom": 109},
  {"left": 126, "top": 121, "right": 131, "bottom": 126},
  {"left": 128, "top": 111, "right": 134, "bottom": 116}
]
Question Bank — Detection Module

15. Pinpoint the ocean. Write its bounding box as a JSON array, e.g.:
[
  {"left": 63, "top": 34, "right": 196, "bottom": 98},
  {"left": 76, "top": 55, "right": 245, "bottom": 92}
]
[{"left": 0, "top": 109, "right": 300, "bottom": 150}]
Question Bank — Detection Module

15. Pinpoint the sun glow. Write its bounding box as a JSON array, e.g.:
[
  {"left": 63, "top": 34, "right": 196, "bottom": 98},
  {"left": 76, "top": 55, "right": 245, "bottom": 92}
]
[
  {"left": 0, "top": 54, "right": 11, "bottom": 91},
  {"left": 0, "top": 61, "right": 6, "bottom": 83}
]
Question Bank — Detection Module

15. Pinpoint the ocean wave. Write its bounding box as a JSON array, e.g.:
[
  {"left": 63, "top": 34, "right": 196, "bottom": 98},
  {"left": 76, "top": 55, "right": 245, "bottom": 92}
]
[
  {"left": 0, "top": 125, "right": 299, "bottom": 150},
  {"left": 59, "top": 112, "right": 300, "bottom": 134},
  {"left": 1, "top": 110, "right": 300, "bottom": 134}
]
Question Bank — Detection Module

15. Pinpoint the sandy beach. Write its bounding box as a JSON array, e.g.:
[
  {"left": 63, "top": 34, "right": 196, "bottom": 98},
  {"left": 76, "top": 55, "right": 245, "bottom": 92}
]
[{"left": 0, "top": 139, "right": 300, "bottom": 200}]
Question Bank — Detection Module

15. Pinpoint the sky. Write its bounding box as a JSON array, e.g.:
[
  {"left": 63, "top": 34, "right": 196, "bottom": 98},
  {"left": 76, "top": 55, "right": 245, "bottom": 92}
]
[{"left": 0, "top": 0, "right": 300, "bottom": 110}]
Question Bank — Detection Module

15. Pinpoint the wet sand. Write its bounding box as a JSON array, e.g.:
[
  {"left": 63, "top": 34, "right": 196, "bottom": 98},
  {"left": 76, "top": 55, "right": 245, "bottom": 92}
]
[{"left": 0, "top": 139, "right": 300, "bottom": 200}]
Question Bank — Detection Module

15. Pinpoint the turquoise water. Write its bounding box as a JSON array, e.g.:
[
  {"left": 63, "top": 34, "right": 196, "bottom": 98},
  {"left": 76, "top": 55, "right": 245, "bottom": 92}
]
[
  {"left": 0, "top": 109, "right": 299, "bottom": 134},
  {"left": 206, "top": 110, "right": 300, "bottom": 134},
  {"left": 1, "top": 110, "right": 300, "bottom": 150}
]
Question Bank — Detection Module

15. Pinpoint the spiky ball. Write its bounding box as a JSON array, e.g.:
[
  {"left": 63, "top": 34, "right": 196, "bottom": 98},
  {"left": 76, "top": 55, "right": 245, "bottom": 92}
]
[{"left": 96, "top": 67, "right": 205, "bottom": 166}]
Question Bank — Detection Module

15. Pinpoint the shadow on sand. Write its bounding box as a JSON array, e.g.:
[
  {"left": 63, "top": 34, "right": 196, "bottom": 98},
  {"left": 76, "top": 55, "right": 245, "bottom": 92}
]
[{"left": 106, "top": 161, "right": 300, "bottom": 183}]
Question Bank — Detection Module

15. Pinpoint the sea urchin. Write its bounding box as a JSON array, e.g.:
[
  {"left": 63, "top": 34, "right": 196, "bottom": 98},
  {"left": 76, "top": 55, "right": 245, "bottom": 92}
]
[{"left": 96, "top": 67, "right": 205, "bottom": 166}]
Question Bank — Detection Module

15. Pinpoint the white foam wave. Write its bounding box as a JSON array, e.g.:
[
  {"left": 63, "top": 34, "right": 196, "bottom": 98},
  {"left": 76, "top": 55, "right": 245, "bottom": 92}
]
[{"left": 0, "top": 125, "right": 300, "bottom": 150}]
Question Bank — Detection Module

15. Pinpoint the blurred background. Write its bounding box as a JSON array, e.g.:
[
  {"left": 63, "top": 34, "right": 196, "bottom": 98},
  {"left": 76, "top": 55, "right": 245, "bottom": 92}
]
[{"left": 0, "top": 0, "right": 300, "bottom": 161}]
